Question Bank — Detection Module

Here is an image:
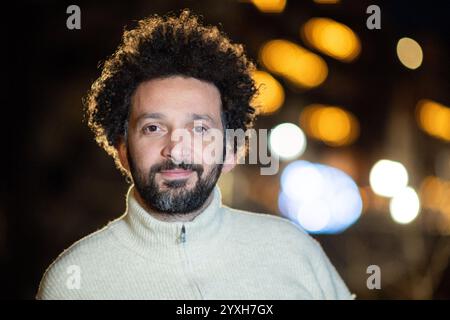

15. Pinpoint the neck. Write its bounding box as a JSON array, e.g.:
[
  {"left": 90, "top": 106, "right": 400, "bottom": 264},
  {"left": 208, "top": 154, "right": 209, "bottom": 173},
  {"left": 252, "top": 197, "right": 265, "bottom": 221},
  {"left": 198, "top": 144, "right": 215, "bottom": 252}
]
[{"left": 132, "top": 188, "right": 215, "bottom": 223}]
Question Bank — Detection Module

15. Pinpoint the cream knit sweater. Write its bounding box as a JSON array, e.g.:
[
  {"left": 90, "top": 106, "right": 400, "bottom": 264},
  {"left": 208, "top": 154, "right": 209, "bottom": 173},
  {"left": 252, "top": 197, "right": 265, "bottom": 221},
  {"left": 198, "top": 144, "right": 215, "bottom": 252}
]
[{"left": 36, "top": 185, "right": 354, "bottom": 300}]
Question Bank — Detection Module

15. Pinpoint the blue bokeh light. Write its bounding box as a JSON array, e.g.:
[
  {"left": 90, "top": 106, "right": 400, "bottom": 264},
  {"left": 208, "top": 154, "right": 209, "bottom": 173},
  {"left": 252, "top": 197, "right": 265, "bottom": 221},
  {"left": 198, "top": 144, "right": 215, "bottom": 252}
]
[{"left": 279, "top": 160, "right": 363, "bottom": 234}]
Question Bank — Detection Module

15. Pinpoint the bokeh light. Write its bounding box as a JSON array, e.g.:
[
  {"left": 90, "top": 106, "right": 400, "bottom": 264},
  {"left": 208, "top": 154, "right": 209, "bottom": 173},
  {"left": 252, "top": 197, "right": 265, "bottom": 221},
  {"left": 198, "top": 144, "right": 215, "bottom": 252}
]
[
  {"left": 396, "top": 37, "right": 423, "bottom": 70},
  {"left": 279, "top": 160, "right": 363, "bottom": 233},
  {"left": 259, "top": 39, "right": 328, "bottom": 88},
  {"left": 301, "top": 17, "right": 361, "bottom": 62},
  {"left": 420, "top": 176, "right": 450, "bottom": 234},
  {"left": 251, "top": 70, "right": 285, "bottom": 115},
  {"left": 251, "top": 0, "right": 286, "bottom": 13},
  {"left": 313, "top": 0, "right": 340, "bottom": 4},
  {"left": 299, "top": 104, "right": 360, "bottom": 146},
  {"left": 390, "top": 186, "right": 421, "bottom": 224},
  {"left": 369, "top": 160, "right": 409, "bottom": 197},
  {"left": 416, "top": 99, "right": 450, "bottom": 142},
  {"left": 269, "top": 123, "right": 307, "bottom": 160}
]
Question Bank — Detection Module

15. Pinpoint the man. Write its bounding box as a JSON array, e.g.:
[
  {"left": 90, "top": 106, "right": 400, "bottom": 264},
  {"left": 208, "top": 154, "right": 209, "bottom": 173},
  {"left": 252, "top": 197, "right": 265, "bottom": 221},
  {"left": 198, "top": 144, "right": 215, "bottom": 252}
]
[{"left": 37, "top": 10, "right": 354, "bottom": 300}]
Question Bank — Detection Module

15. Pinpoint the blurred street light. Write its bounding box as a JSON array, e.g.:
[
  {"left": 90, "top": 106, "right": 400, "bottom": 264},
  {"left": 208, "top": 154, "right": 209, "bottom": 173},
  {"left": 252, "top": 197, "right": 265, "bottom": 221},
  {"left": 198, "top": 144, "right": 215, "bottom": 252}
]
[
  {"left": 269, "top": 123, "right": 307, "bottom": 160},
  {"left": 279, "top": 160, "right": 362, "bottom": 233},
  {"left": 390, "top": 186, "right": 421, "bottom": 224},
  {"left": 251, "top": 0, "right": 286, "bottom": 13},
  {"left": 260, "top": 39, "right": 328, "bottom": 88},
  {"left": 301, "top": 18, "right": 361, "bottom": 62},
  {"left": 396, "top": 37, "right": 423, "bottom": 70},
  {"left": 299, "top": 104, "right": 359, "bottom": 146},
  {"left": 370, "top": 159, "right": 409, "bottom": 197},
  {"left": 416, "top": 99, "right": 450, "bottom": 142}
]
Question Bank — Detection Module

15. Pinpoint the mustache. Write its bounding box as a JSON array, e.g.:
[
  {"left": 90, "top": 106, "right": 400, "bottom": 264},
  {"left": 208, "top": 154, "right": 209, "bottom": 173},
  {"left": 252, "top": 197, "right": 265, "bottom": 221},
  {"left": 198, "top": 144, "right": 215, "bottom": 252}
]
[{"left": 150, "top": 160, "right": 204, "bottom": 176}]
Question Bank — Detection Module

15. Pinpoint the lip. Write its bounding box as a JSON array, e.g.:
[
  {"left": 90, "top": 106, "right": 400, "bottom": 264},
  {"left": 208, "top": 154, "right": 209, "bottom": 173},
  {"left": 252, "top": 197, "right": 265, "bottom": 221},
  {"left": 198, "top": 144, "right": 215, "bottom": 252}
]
[{"left": 159, "top": 169, "right": 193, "bottom": 179}]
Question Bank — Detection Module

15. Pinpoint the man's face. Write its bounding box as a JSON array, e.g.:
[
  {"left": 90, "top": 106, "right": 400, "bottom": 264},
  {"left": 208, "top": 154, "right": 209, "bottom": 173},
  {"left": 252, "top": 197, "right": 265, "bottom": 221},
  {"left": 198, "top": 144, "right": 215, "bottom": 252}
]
[{"left": 119, "top": 76, "right": 233, "bottom": 214}]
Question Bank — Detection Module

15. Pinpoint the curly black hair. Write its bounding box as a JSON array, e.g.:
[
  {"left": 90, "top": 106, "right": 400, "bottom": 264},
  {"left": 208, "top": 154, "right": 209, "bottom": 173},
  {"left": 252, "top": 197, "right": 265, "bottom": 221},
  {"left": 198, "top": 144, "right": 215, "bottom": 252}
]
[{"left": 85, "top": 9, "right": 258, "bottom": 172}]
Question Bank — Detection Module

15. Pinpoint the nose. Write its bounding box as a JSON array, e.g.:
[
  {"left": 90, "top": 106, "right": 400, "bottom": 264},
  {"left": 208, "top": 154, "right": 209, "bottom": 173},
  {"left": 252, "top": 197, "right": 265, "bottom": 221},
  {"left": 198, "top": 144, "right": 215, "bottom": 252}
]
[{"left": 161, "top": 129, "right": 193, "bottom": 164}]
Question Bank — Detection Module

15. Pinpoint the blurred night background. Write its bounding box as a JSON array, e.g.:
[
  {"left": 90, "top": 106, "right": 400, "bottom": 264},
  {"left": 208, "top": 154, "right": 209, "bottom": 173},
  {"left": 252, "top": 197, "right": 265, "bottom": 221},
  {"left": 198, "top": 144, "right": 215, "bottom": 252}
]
[{"left": 4, "top": 0, "right": 450, "bottom": 299}]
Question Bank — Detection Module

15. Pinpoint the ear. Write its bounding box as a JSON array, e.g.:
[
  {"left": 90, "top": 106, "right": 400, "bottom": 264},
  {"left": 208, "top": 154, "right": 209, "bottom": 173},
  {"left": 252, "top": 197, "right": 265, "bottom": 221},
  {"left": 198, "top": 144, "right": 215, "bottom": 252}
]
[
  {"left": 221, "top": 144, "right": 237, "bottom": 174},
  {"left": 117, "top": 138, "right": 130, "bottom": 173}
]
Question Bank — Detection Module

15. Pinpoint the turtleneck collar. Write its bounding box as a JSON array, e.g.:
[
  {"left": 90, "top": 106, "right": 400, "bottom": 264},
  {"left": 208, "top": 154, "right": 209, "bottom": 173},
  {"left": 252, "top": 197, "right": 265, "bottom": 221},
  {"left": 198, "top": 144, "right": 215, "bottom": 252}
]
[{"left": 112, "top": 184, "right": 226, "bottom": 261}]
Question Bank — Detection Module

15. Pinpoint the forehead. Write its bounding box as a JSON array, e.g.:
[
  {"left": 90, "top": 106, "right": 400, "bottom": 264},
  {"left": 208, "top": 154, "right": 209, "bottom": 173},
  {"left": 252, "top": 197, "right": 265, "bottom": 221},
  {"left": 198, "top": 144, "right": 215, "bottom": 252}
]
[{"left": 130, "top": 76, "right": 222, "bottom": 121}]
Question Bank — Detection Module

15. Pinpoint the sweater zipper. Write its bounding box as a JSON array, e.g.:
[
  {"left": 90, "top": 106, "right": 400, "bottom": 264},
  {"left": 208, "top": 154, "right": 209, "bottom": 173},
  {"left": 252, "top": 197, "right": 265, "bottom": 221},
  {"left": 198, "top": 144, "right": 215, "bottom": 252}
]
[
  {"left": 178, "top": 224, "right": 203, "bottom": 298},
  {"left": 179, "top": 224, "right": 186, "bottom": 243}
]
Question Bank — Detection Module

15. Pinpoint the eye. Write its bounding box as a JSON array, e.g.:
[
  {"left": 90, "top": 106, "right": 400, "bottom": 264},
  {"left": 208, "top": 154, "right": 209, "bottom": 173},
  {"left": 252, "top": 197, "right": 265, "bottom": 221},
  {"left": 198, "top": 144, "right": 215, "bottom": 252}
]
[
  {"left": 193, "top": 125, "right": 208, "bottom": 134},
  {"left": 142, "top": 124, "right": 161, "bottom": 134}
]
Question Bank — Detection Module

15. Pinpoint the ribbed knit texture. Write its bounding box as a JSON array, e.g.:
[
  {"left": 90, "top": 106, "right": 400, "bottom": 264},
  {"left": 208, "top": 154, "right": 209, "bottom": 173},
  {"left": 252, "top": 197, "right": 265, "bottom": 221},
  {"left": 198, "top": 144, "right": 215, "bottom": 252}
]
[{"left": 36, "top": 185, "right": 354, "bottom": 300}]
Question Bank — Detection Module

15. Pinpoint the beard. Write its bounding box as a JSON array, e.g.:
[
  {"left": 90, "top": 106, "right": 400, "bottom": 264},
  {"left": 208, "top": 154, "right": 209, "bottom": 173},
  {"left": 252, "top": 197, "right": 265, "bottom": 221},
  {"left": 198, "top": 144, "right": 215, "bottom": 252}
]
[{"left": 127, "top": 149, "right": 223, "bottom": 214}]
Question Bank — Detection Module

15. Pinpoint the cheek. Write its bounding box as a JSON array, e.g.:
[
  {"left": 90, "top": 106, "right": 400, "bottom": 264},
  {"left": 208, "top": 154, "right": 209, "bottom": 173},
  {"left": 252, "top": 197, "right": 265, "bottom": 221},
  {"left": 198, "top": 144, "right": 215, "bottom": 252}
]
[{"left": 130, "top": 142, "right": 162, "bottom": 171}]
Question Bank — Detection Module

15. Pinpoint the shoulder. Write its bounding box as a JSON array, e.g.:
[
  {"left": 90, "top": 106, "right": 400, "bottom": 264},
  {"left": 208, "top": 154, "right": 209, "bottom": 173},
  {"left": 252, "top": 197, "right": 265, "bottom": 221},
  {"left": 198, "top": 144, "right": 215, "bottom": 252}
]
[
  {"left": 221, "top": 206, "right": 354, "bottom": 299},
  {"left": 221, "top": 205, "right": 320, "bottom": 251},
  {"left": 36, "top": 219, "right": 122, "bottom": 300}
]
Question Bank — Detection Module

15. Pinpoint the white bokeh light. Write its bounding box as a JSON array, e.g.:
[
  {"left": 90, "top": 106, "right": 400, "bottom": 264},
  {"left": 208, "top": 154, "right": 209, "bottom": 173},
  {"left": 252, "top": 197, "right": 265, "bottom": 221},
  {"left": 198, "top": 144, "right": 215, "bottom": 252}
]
[
  {"left": 369, "top": 159, "right": 409, "bottom": 197},
  {"left": 269, "top": 123, "right": 307, "bottom": 160},
  {"left": 390, "top": 187, "right": 421, "bottom": 224}
]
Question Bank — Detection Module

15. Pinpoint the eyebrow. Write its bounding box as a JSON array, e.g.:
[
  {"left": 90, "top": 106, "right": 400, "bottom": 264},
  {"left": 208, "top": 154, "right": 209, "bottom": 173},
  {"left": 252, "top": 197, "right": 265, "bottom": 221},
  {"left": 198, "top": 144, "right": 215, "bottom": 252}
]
[
  {"left": 189, "top": 113, "right": 217, "bottom": 125},
  {"left": 135, "top": 112, "right": 217, "bottom": 126},
  {"left": 136, "top": 112, "right": 165, "bottom": 124}
]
